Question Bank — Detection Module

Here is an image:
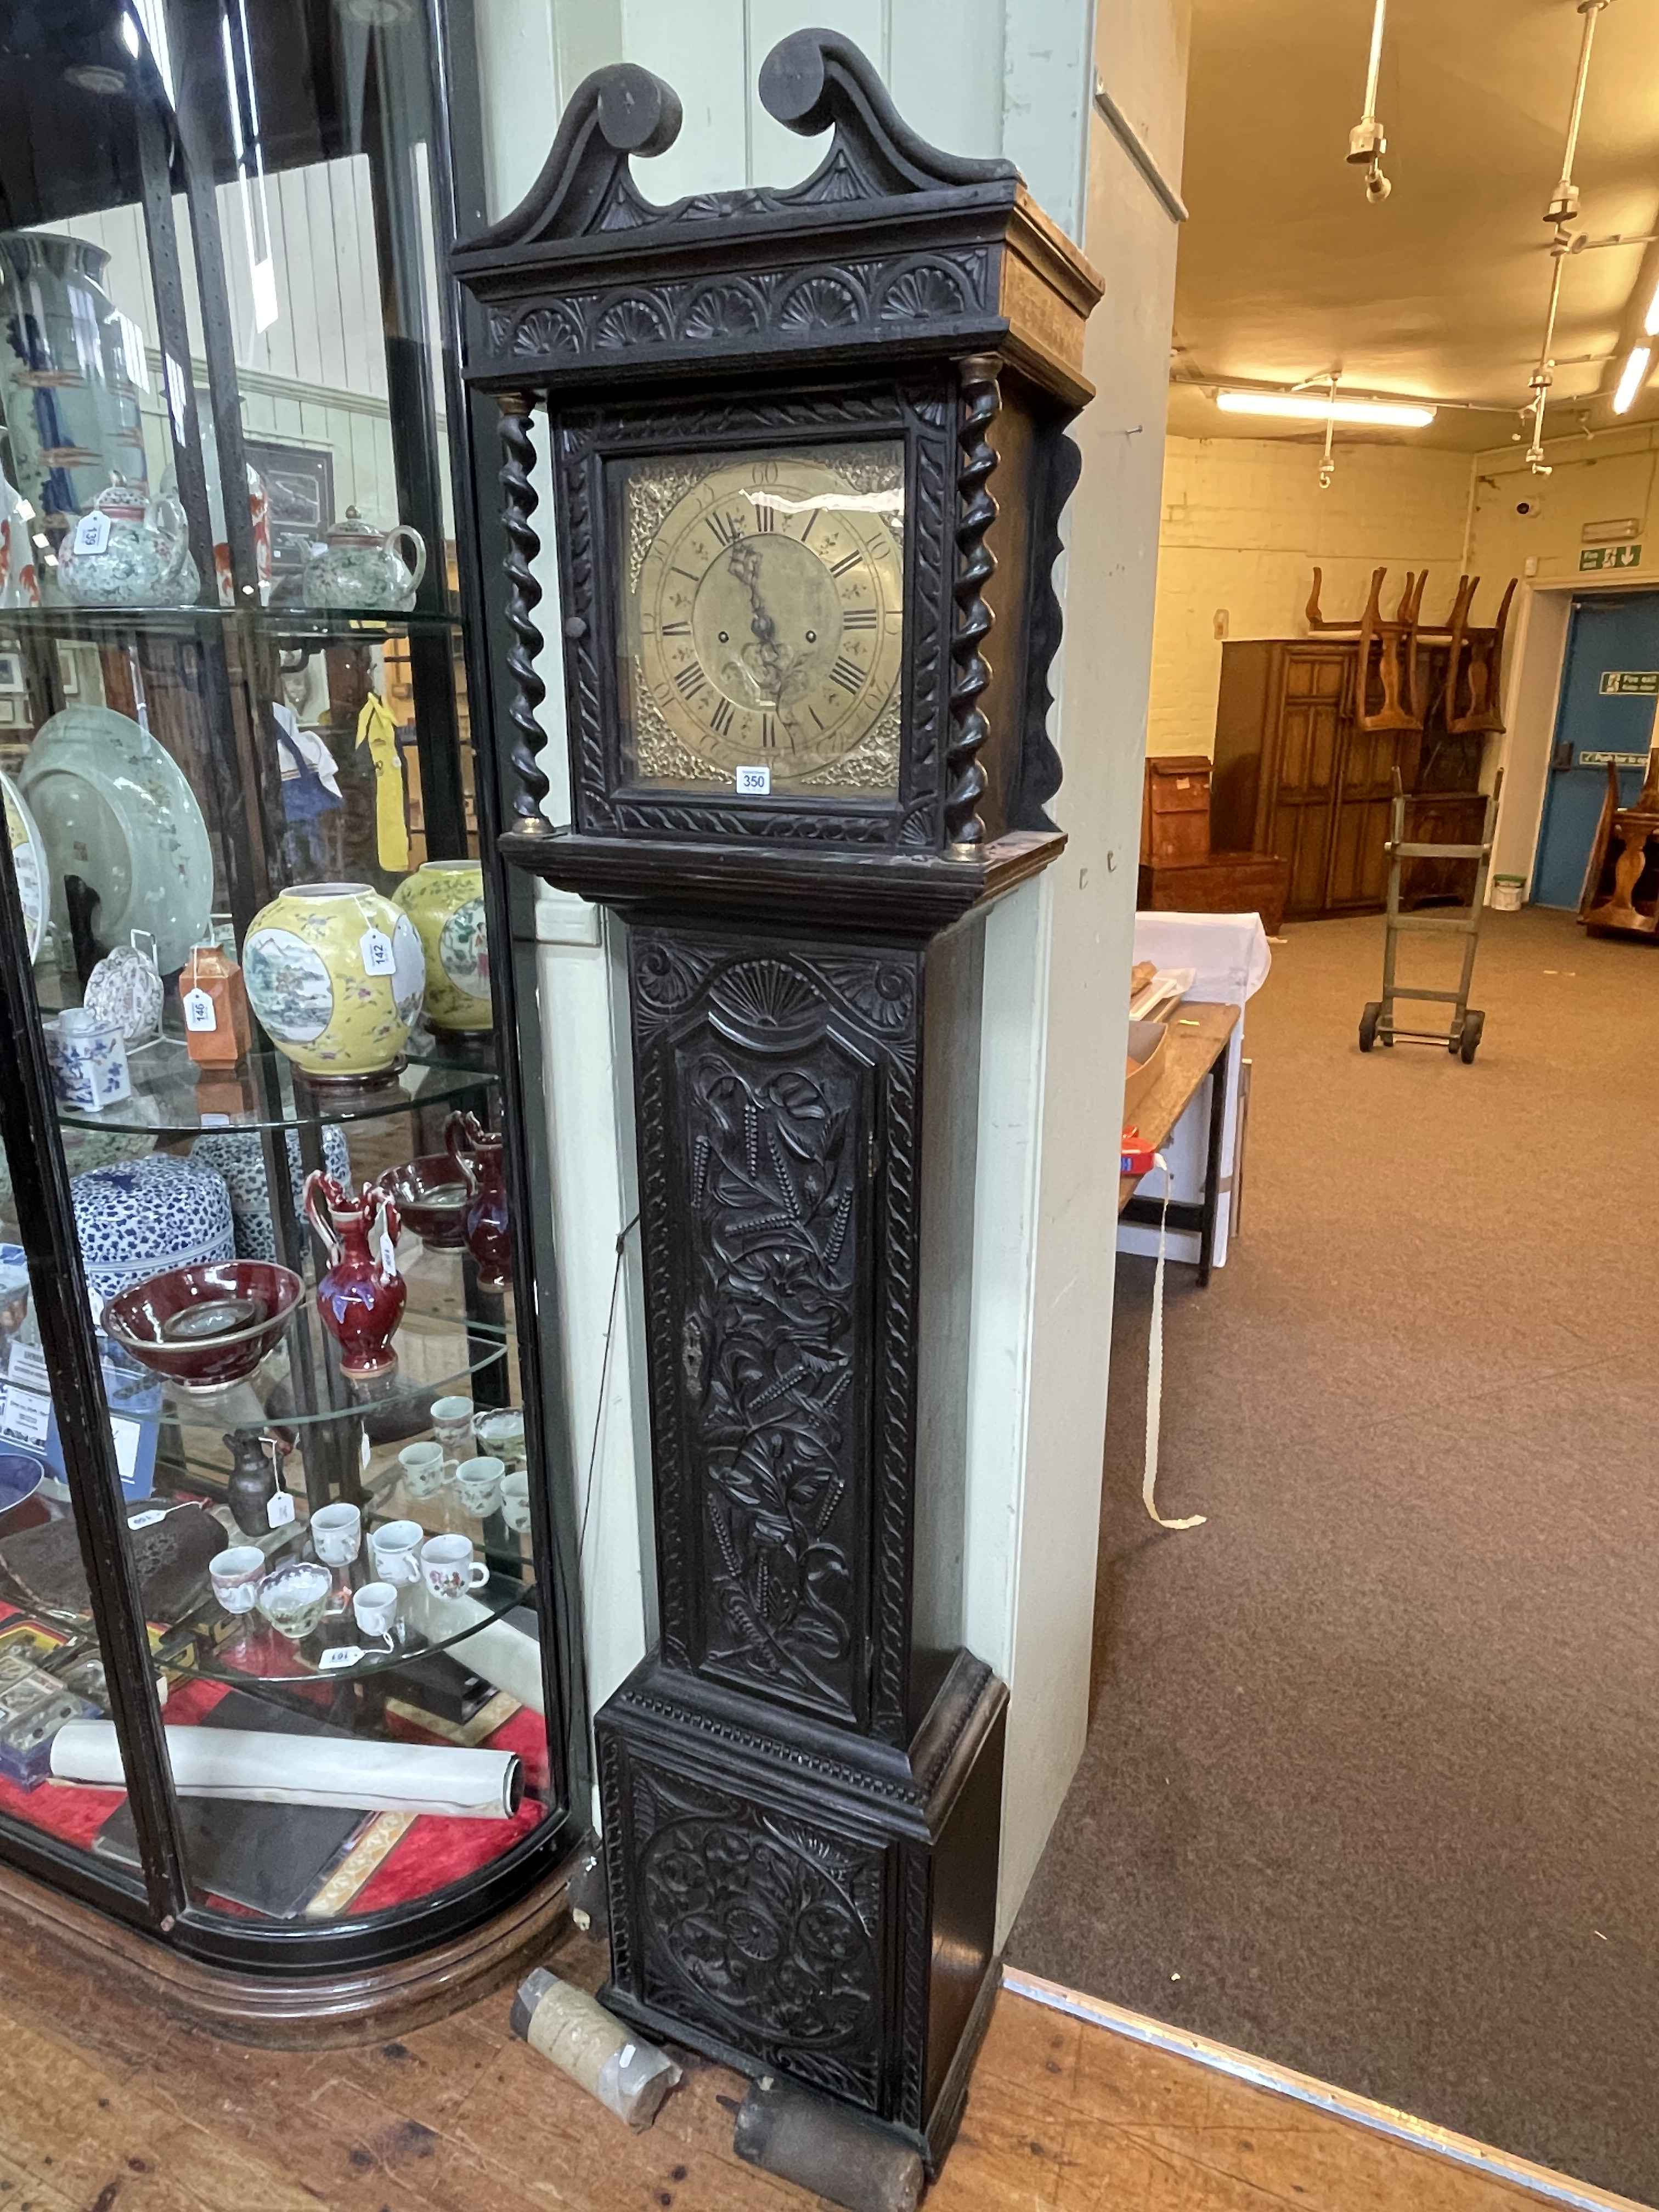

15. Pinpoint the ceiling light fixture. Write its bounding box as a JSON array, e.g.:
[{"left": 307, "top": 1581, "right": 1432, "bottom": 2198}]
[
  {"left": 1611, "top": 344, "right": 1651, "bottom": 415},
  {"left": 1216, "top": 390, "right": 1436, "bottom": 428},
  {"left": 1346, "top": 0, "right": 1392, "bottom": 202},
  {"left": 1644, "top": 281, "right": 1659, "bottom": 338}
]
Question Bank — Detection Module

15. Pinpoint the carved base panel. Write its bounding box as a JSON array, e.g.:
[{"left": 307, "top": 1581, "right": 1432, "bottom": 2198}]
[{"left": 596, "top": 1646, "right": 1007, "bottom": 2168}]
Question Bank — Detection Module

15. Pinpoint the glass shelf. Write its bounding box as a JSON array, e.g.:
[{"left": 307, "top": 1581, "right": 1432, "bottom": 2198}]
[
  {"left": 0, "top": 603, "right": 465, "bottom": 649},
  {"left": 54, "top": 1040, "right": 496, "bottom": 1138},
  {"left": 171, "top": 1562, "right": 535, "bottom": 1689},
  {"left": 3, "top": 1301, "right": 509, "bottom": 1436}
]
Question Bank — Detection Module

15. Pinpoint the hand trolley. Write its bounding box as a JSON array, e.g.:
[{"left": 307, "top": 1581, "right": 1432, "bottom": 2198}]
[{"left": 1359, "top": 768, "right": 1503, "bottom": 1063}]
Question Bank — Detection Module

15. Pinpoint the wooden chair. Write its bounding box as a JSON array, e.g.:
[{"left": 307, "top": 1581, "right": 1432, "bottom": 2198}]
[
  {"left": 1443, "top": 576, "right": 1515, "bottom": 736},
  {"left": 1305, "top": 565, "right": 1424, "bottom": 731}
]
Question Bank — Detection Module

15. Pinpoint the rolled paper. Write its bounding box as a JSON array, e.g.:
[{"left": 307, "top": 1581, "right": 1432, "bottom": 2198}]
[
  {"left": 49, "top": 1723, "right": 522, "bottom": 1819},
  {"left": 510, "top": 1968, "right": 680, "bottom": 2129},
  {"left": 439, "top": 1595, "right": 546, "bottom": 1717}
]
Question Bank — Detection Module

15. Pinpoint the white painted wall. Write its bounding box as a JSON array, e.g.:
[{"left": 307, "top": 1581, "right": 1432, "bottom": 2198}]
[
  {"left": 474, "top": 0, "right": 1190, "bottom": 1927},
  {"left": 988, "top": 0, "right": 1190, "bottom": 1935}
]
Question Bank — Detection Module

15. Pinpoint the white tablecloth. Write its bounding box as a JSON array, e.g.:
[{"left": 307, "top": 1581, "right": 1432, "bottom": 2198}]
[{"left": 1119, "top": 911, "right": 1271, "bottom": 1272}]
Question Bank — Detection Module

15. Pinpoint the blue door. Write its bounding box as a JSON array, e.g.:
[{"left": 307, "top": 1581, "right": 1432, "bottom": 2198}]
[{"left": 1533, "top": 592, "right": 1659, "bottom": 908}]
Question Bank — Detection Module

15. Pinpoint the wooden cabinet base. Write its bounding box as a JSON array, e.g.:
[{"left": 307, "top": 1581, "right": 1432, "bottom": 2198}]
[
  {"left": 1138, "top": 853, "right": 1291, "bottom": 935},
  {"left": 0, "top": 1844, "right": 582, "bottom": 2049}
]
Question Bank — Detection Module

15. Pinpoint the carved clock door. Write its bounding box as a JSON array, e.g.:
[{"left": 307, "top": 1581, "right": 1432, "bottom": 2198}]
[{"left": 630, "top": 926, "right": 921, "bottom": 1746}]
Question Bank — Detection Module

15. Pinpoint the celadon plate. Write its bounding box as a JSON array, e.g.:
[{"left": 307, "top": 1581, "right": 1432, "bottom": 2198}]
[
  {"left": 19, "top": 705, "right": 213, "bottom": 973},
  {"left": 1, "top": 768, "right": 48, "bottom": 963}
]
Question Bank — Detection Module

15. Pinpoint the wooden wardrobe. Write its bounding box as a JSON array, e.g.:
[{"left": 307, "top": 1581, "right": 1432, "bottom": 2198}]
[{"left": 1210, "top": 639, "right": 1486, "bottom": 920}]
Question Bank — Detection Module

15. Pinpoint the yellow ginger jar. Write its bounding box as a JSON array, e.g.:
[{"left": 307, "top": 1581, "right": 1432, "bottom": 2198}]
[
  {"left": 391, "top": 860, "right": 491, "bottom": 1033},
  {"left": 242, "top": 881, "right": 425, "bottom": 1084}
]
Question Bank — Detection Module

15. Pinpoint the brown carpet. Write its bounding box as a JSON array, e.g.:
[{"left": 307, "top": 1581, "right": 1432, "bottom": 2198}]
[{"left": 1007, "top": 906, "right": 1659, "bottom": 2207}]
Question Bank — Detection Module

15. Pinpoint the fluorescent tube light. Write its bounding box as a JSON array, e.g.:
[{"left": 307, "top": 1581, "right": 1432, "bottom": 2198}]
[
  {"left": 1612, "top": 345, "right": 1651, "bottom": 415},
  {"left": 1215, "top": 390, "right": 1437, "bottom": 427},
  {"left": 1644, "top": 280, "right": 1659, "bottom": 338}
]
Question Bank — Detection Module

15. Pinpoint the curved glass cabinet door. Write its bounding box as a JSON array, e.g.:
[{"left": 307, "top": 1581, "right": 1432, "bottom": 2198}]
[
  {"left": 0, "top": 1107, "right": 151, "bottom": 1908},
  {"left": 0, "top": 1, "right": 581, "bottom": 1974}
]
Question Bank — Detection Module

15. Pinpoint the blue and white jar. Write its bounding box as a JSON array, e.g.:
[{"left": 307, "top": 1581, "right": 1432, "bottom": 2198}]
[
  {"left": 47, "top": 1008, "right": 131, "bottom": 1113},
  {"left": 70, "top": 1154, "right": 234, "bottom": 1312},
  {"left": 189, "top": 1125, "right": 352, "bottom": 1262}
]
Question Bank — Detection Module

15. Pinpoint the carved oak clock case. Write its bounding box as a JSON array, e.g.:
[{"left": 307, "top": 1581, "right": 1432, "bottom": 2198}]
[{"left": 453, "top": 31, "right": 1101, "bottom": 2166}]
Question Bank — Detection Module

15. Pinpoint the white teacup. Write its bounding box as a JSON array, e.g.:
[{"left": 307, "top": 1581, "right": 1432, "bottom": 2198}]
[
  {"left": 501, "top": 1470, "right": 532, "bottom": 1534},
  {"left": 353, "top": 1581, "right": 398, "bottom": 1640},
  {"left": 455, "top": 1454, "right": 504, "bottom": 1519},
  {"left": 311, "top": 1500, "right": 362, "bottom": 1565},
  {"left": 210, "top": 1545, "right": 266, "bottom": 1613},
  {"left": 369, "top": 1518, "right": 424, "bottom": 1587},
  {"left": 257, "top": 1561, "right": 331, "bottom": 1645},
  {"left": 398, "top": 1441, "right": 446, "bottom": 1499},
  {"left": 430, "top": 1395, "right": 474, "bottom": 1458},
  {"left": 420, "top": 1532, "right": 487, "bottom": 1603}
]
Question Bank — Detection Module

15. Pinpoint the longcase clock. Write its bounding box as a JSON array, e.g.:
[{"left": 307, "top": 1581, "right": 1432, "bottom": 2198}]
[{"left": 454, "top": 31, "right": 1101, "bottom": 2166}]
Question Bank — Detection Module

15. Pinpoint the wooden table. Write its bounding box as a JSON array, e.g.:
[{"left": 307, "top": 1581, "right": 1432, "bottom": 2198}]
[{"left": 1119, "top": 999, "right": 1240, "bottom": 1287}]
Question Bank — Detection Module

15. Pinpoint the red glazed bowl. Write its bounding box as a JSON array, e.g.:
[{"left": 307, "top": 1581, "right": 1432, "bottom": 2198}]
[
  {"left": 376, "top": 1156, "right": 470, "bottom": 1249},
  {"left": 103, "top": 1262, "right": 303, "bottom": 1392}
]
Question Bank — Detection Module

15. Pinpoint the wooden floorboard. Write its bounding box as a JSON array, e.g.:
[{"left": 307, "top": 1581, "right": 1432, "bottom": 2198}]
[{"left": 0, "top": 1916, "right": 1571, "bottom": 2212}]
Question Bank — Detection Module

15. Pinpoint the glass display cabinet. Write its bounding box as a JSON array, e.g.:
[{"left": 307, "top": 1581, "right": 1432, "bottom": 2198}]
[{"left": 0, "top": 0, "right": 583, "bottom": 2011}]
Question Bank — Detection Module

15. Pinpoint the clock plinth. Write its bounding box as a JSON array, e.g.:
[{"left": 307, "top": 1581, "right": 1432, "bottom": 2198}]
[
  {"left": 599, "top": 1655, "right": 1007, "bottom": 2164},
  {"left": 455, "top": 26, "right": 1102, "bottom": 2170}
]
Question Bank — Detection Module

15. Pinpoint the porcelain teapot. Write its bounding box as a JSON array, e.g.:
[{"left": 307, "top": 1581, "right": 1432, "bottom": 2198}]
[
  {"left": 302, "top": 507, "right": 426, "bottom": 612},
  {"left": 59, "top": 479, "right": 200, "bottom": 608}
]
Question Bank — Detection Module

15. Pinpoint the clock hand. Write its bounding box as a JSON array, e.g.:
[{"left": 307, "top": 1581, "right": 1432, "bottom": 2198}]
[{"left": 726, "top": 538, "right": 791, "bottom": 705}]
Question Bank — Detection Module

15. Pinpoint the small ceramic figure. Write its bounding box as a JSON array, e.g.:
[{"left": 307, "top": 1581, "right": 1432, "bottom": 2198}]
[
  {"left": 0, "top": 471, "right": 40, "bottom": 607},
  {"left": 46, "top": 1007, "right": 131, "bottom": 1112},
  {"left": 58, "top": 479, "right": 200, "bottom": 608},
  {"left": 161, "top": 423, "right": 271, "bottom": 606},
  {"left": 303, "top": 1171, "right": 405, "bottom": 1379},
  {"left": 446, "top": 1110, "right": 510, "bottom": 1293},
  {"left": 301, "top": 507, "right": 426, "bottom": 612}
]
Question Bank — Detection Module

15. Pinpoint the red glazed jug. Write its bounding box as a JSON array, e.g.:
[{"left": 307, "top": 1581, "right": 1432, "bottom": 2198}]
[
  {"left": 445, "top": 1110, "right": 511, "bottom": 1293},
  {"left": 303, "top": 1172, "right": 405, "bottom": 1378}
]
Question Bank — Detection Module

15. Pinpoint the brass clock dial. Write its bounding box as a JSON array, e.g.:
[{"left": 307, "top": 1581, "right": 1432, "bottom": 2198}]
[{"left": 616, "top": 441, "right": 904, "bottom": 795}]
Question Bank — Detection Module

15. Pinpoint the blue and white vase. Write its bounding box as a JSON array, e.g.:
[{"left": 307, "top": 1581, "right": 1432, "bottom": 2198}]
[
  {"left": 189, "top": 1125, "right": 352, "bottom": 1262},
  {"left": 70, "top": 1154, "right": 234, "bottom": 1312},
  {"left": 46, "top": 1008, "right": 131, "bottom": 1113}
]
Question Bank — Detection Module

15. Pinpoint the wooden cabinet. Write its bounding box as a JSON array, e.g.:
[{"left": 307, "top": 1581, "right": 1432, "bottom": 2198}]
[
  {"left": 1141, "top": 754, "right": 1212, "bottom": 867},
  {"left": 1211, "top": 639, "right": 1486, "bottom": 920}
]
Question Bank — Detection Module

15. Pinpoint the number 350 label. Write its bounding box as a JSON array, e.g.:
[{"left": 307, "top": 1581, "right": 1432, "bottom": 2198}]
[{"left": 734, "top": 764, "right": 771, "bottom": 797}]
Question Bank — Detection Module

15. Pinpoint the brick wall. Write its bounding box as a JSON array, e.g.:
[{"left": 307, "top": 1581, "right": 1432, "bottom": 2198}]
[
  {"left": 1468, "top": 423, "right": 1659, "bottom": 585},
  {"left": 1146, "top": 435, "right": 1475, "bottom": 754}
]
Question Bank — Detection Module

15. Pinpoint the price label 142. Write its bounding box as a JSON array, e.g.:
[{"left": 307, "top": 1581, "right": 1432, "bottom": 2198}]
[{"left": 360, "top": 928, "right": 397, "bottom": 977}]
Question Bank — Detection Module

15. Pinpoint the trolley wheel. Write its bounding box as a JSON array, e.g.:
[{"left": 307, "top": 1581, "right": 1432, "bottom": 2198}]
[
  {"left": 1359, "top": 1002, "right": 1381, "bottom": 1052},
  {"left": 1459, "top": 1008, "right": 1485, "bottom": 1063}
]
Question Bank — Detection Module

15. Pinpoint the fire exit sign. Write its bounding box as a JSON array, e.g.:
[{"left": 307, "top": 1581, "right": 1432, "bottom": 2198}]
[
  {"left": 1598, "top": 670, "right": 1659, "bottom": 695},
  {"left": 1580, "top": 543, "right": 1643, "bottom": 571}
]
